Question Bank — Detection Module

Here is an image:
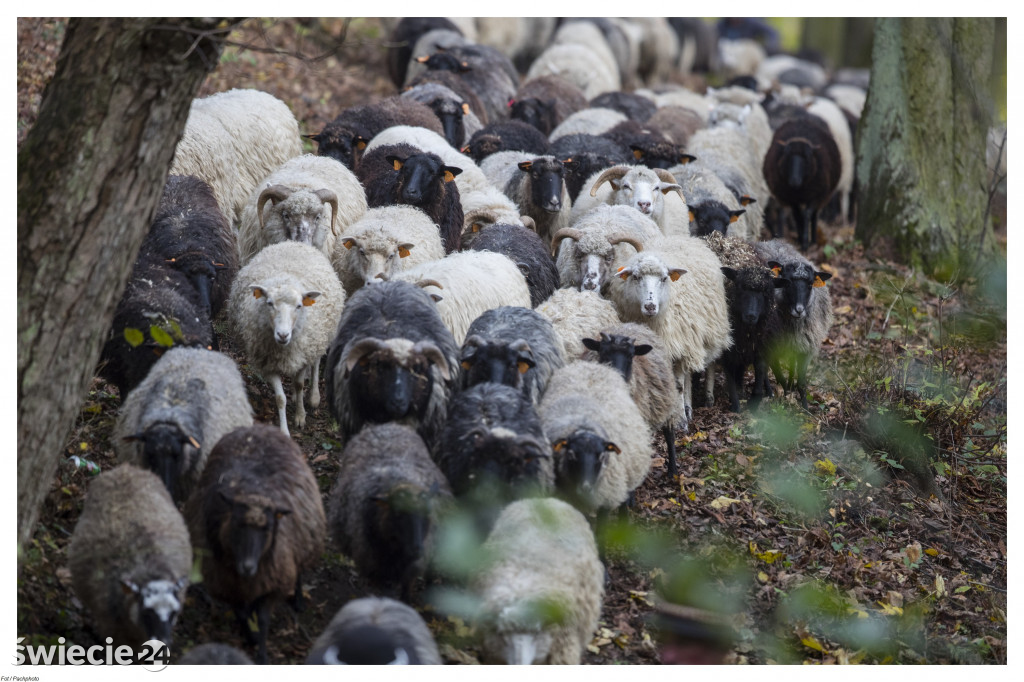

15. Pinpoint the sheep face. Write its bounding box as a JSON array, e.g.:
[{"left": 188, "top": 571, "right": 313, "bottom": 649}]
[
  {"left": 423, "top": 51, "right": 472, "bottom": 74},
  {"left": 258, "top": 186, "right": 338, "bottom": 252},
  {"left": 319, "top": 626, "right": 417, "bottom": 664},
  {"left": 427, "top": 97, "right": 466, "bottom": 149},
  {"left": 216, "top": 492, "right": 290, "bottom": 579},
  {"left": 455, "top": 428, "right": 551, "bottom": 496},
  {"left": 510, "top": 98, "right": 556, "bottom": 136},
  {"left": 630, "top": 143, "right": 696, "bottom": 171},
  {"left": 343, "top": 338, "right": 450, "bottom": 423},
  {"left": 581, "top": 332, "right": 652, "bottom": 382},
  {"left": 519, "top": 158, "right": 573, "bottom": 213},
  {"left": 722, "top": 267, "right": 785, "bottom": 326},
  {"left": 616, "top": 257, "right": 687, "bottom": 317},
  {"left": 552, "top": 431, "right": 620, "bottom": 507},
  {"left": 251, "top": 285, "right": 320, "bottom": 346},
  {"left": 460, "top": 336, "right": 535, "bottom": 392},
  {"left": 311, "top": 130, "right": 365, "bottom": 170},
  {"left": 340, "top": 234, "right": 414, "bottom": 288},
  {"left": 386, "top": 153, "right": 462, "bottom": 207},
  {"left": 123, "top": 421, "right": 201, "bottom": 502},
  {"left": 689, "top": 202, "right": 746, "bottom": 237},
  {"left": 464, "top": 134, "right": 502, "bottom": 162},
  {"left": 605, "top": 168, "right": 682, "bottom": 222},
  {"left": 367, "top": 484, "right": 442, "bottom": 588},
  {"left": 125, "top": 577, "right": 188, "bottom": 646},
  {"left": 481, "top": 600, "right": 560, "bottom": 664},
  {"left": 768, "top": 261, "right": 831, "bottom": 319}
]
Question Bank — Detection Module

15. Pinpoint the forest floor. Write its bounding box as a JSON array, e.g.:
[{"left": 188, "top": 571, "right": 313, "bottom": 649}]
[{"left": 17, "top": 18, "right": 1008, "bottom": 665}]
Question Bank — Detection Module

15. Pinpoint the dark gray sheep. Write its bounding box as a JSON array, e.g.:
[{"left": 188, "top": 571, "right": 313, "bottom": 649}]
[
  {"left": 178, "top": 644, "right": 253, "bottom": 665},
  {"left": 387, "top": 17, "right": 463, "bottom": 88},
  {"left": 762, "top": 113, "right": 841, "bottom": 251},
  {"left": 402, "top": 81, "right": 483, "bottom": 148},
  {"left": 68, "top": 464, "right": 191, "bottom": 648},
  {"left": 590, "top": 91, "right": 657, "bottom": 123},
  {"left": 510, "top": 75, "right": 588, "bottom": 137},
  {"left": 327, "top": 423, "right": 452, "bottom": 601},
  {"left": 463, "top": 120, "right": 550, "bottom": 163},
  {"left": 185, "top": 424, "right": 326, "bottom": 665},
  {"left": 549, "top": 133, "right": 633, "bottom": 202},
  {"left": 435, "top": 382, "right": 555, "bottom": 532},
  {"left": 459, "top": 306, "right": 566, "bottom": 403},
  {"left": 466, "top": 224, "right": 560, "bottom": 307},
  {"left": 311, "top": 96, "right": 444, "bottom": 170},
  {"left": 413, "top": 46, "right": 517, "bottom": 124},
  {"left": 306, "top": 597, "right": 442, "bottom": 665},
  {"left": 137, "top": 174, "right": 237, "bottom": 319},
  {"left": 356, "top": 142, "right": 464, "bottom": 253},
  {"left": 405, "top": 68, "right": 490, "bottom": 126},
  {"left": 325, "top": 281, "right": 459, "bottom": 450}
]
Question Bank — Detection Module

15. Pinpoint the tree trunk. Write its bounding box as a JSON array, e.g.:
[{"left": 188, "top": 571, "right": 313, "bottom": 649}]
[
  {"left": 17, "top": 18, "right": 226, "bottom": 552},
  {"left": 855, "top": 18, "right": 994, "bottom": 279}
]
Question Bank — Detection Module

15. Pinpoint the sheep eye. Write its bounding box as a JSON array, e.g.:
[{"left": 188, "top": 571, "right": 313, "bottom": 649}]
[
  {"left": 661, "top": 276, "right": 668, "bottom": 283},
  {"left": 621, "top": 183, "right": 631, "bottom": 190},
  {"left": 358, "top": 248, "right": 366, "bottom": 256},
  {"left": 387, "top": 253, "right": 394, "bottom": 261}
]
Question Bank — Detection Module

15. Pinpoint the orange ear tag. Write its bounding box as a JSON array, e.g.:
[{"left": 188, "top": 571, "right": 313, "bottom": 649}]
[
  {"left": 253, "top": 288, "right": 263, "bottom": 299},
  {"left": 813, "top": 276, "right": 826, "bottom": 288},
  {"left": 461, "top": 360, "right": 472, "bottom": 370},
  {"left": 517, "top": 362, "right": 530, "bottom": 374},
  {"left": 772, "top": 266, "right": 782, "bottom": 277},
  {"left": 443, "top": 171, "right": 455, "bottom": 183},
  {"left": 398, "top": 247, "right": 411, "bottom": 258},
  {"left": 633, "top": 149, "right": 644, "bottom": 160},
  {"left": 356, "top": 140, "right": 367, "bottom": 151},
  {"left": 688, "top": 210, "right": 695, "bottom": 222},
  {"left": 302, "top": 296, "right": 317, "bottom": 306}
]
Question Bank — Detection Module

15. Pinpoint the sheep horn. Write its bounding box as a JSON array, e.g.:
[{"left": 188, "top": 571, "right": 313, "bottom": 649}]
[
  {"left": 412, "top": 340, "right": 451, "bottom": 381},
  {"left": 519, "top": 215, "right": 536, "bottom": 232},
  {"left": 257, "top": 185, "right": 294, "bottom": 230},
  {"left": 414, "top": 278, "right": 444, "bottom": 290},
  {"left": 653, "top": 168, "right": 679, "bottom": 185},
  {"left": 549, "top": 228, "right": 584, "bottom": 256},
  {"left": 588, "top": 166, "right": 630, "bottom": 197},
  {"left": 606, "top": 233, "right": 644, "bottom": 252},
  {"left": 313, "top": 189, "right": 339, "bottom": 235},
  {"left": 342, "top": 337, "right": 391, "bottom": 373}
]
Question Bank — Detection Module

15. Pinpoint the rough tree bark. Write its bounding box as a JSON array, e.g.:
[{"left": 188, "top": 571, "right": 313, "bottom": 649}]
[
  {"left": 855, "top": 18, "right": 994, "bottom": 279},
  {"left": 17, "top": 18, "right": 228, "bottom": 552}
]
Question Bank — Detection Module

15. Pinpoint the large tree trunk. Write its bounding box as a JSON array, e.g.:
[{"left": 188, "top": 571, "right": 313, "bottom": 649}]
[
  {"left": 17, "top": 18, "right": 226, "bottom": 552},
  {"left": 855, "top": 18, "right": 994, "bottom": 279}
]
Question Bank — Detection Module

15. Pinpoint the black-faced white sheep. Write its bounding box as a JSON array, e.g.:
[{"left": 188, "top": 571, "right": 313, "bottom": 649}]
[
  {"left": 68, "top": 465, "right": 191, "bottom": 647},
  {"left": 236, "top": 154, "right": 367, "bottom": 265},
  {"left": 393, "top": 251, "right": 532, "bottom": 345},
  {"left": 306, "top": 597, "right": 442, "bottom": 665},
  {"left": 459, "top": 306, "right": 566, "bottom": 404},
  {"left": 114, "top": 347, "right": 253, "bottom": 502},
  {"left": 229, "top": 241, "right": 346, "bottom": 436},
  {"left": 466, "top": 222, "right": 559, "bottom": 307},
  {"left": 332, "top": 205, "right": 445, "bottom": 297},
  {"left": 473, "top": 497, "right": 604, "bottom": 664},
  {"left": 325, "top": 281, "right": 458, "bottom": 449},
  {"left": 327, "top": 423, "right": 453, "bottom": 600},
  {"left": 356, "top": 142, "right": 465, "bottom": 253},
  {"left": 539, "top": 361, "right": 653, "bottom": 512},
  {"left": 170, "top": 88, "right": 303, "bottom": 227},
  {"left": 186, "top": 424, "right": 326, "bottom": 665}
]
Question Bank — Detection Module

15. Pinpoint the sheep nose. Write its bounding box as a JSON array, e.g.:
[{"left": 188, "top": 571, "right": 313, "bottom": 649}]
[
  {"left": 582, "top": 280, "right": 598, "bottom": 291},
  {"left": 742, "top": 313, "right": 759, "bottom": 325},
  {"left": 543, "top": 200, "right": 561, "bottom": 212},
  {"left": 794, "top": 304, "right": 806, "bottom": 315},
  {"left": 275, "top": 331, "right": 291, "bottom": 345},
  {"left": 636, "top": 201, "right": 651, "bottom": 213},
  {"left": 237, "top": 559, "right": 258, "bottom": 577},
  {"left": 642, "top": 302, "right": 658, "bottom": 316}
]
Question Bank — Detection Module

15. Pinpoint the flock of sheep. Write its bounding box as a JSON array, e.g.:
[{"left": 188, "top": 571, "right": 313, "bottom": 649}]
[{"left": 69, "top": 17, "right": 862, "bottom": 665}]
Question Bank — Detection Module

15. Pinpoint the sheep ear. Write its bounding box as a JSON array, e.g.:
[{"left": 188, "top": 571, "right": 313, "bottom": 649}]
[
  {"left": 397, "top": 243, "right": 414, "bottom": 258},
  {"left": 460, "top": 145, "right": 471, "bottom": 154},
  {"left": 252, "top": 286, "right": 267, "bottom": 299},
  {"left": 341, "top": 237, "right": 357, "bottom": 250},
  {"left": 470, "top": 222, "right": 482, "bottom": 233},
  {"left": 303, "top": 292, "right": 321, "bottom": 307},
  {"left": 739, "top": 194, "right": 757, "bottom": 206},
  {"left": 552, "top": 439, "right": 568, "bottom": 452},
  {"left": 660, "top": 183, "right": 683, "bottom": 196},
  {"left": 729, "top": 210, "right": 746, "bottom": 223},
  {"left": 442, "top": 165, "right": 463, "bottom": 182},
  {"left": 634, "top": 344, "right": 653, "bottom": 356},
  {"left": 517, "top": 356, "right": 535, "bottom": 374},
  {"left": 416, "top": 55, "right": 429, "bottom": 63},
  {"left": 814, "top": 272, "right": 832, "bottom": 287},
  {"left": 668, "top": 269, "right": 687, "bottom": 281},
  {"left": 274, "top": 508, "right": 292, "bottom": 520},
  {"left": 721, "top": 267, "right": 737, "bottom": 281},
  {"left": 462, "top": 102, "right": 470, "bottom": 115},
  {"left": 581, "top": 337, "right": 601, "bottom": 352},
  {"left": 604, "top": 442, "right": 621, "bottom": 454},
  {"left": 517, "top": 161, "right": 533, "bottom": 172},
  {"left": 507, "top": 97, "right": 515, "bottom": 108},
  {"left": 386, "top": 155, "right": 404, "bottom": 171},
  {"left": 617, "top": 266, "right": 631, "bottom": 280},
  {"left": 679, "top": 153, "right": 697, "bottom": 165},
  {"left": 609, "top": 179, "right": 621, "bottom": 191}
]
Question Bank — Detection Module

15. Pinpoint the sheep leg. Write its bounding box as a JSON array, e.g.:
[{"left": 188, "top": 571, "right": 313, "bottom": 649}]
[
  {"left": 288, "top": 571, "right": 305, "bottom": 613},
  {"left": 677, "top": 366, "right": 693, "bottom": 429},
  {"left": 255, "top": 596, "right": 270, "bottom": 665},
  {"left": 749, "top": 358, "right": 767, "bottom": 410},
  {"left": 237, "top": 603, "right": 258, "bottom": 646},
  {"left": 810, "top": 207, "right": 819, "bottom": 246},
  {"left": 704, "top": 367, "right": 715, "bottom": 407},
  {"left": 725, "top": 362, "right": 742, "bottom": 413},
  {"left": 797, "top": 353, "right": 811, "bottom": 409},
  {"left": 268, "top": 374, "right": 290, "bottom": 437},
  {"left": 796, "top": 205, "right": 810, "bottom": 252},
  {"left": 293, "top": 366, "right": 308, "bottom": 430},
  {"left": 309, "top": 355, "right": 321, "bottom": 408},
  {"left": 663, "top": 423, "right": 678, "bottom": 478}
]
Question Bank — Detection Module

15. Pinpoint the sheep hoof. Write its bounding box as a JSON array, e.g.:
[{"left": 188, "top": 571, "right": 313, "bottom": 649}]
[{"left": 309, "top": 391, "right": 321, "bottom": 409}]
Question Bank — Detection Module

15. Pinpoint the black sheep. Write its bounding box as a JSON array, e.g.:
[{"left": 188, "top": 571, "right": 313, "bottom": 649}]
[
  {"left": 386, "top": 17, "right": 462, "bottom": 88},
  {"left": 510, "top": 75, "right": 588, "bottom": 136},
  {"left": 590, "top": 91, "right": 657, "bottom": 123},
  {"left": 549, "top": 133, "right": 633, "bottom": 202},
  {"left": 467, "top": 223, "right": 560, "bottom": 307},
  {"left": 463, "top": 120, "right": 550, "bottom": 163},
  {"left": 325, "top": 281, "right": 459, "bottom": 449},
  {"left": 311, "top": 97, "right": 444, "bottom": 170},
  {"left": 402, "top": 82, "right": 476, "bottom": 148},
  {"left": 137, "top": 174, "right": 237, "bottom": 318},
  {"left": 417, "top": 46, "right": 517, "bottom": 124},
  {"left": 406, "top": 68, "right": 489, "bottom": 126},
  {"left": 356, "top": 143, "right": 464, "bottom": 253},
  {"left": 602, "top": 121, "right": 698, "bottom": 170},
  {"left": 720, "top": 266, "right": 787, "bottom": 412},
  {"left": 762, "top": 114, "right": 841, "bottom": 251}
]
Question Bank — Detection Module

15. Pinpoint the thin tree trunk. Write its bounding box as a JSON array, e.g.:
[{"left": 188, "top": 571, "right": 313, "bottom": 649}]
[
  {"left": 17, "top": 18, "right": 226, "bottom": 552},
  {"left": 854, "top": 18, "right": 994, "bottom": 279}
]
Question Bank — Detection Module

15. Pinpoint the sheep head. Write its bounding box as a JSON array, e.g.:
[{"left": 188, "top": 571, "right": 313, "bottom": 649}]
[
  {"left": 387, "top": 153, "right": 462, "bottom": 207},
  {"left": 552, "top": 429, "right": 621, "bottom": 508},
  {"left": 616, "top": 255, "right": 687, "bottom": 318},
  {"left": 580, "top": 332, "right": 652, "bottom": 382},
  {"left": 258, "top": 185, "right": 339, "bottom": 249},
  {"left": 343, "top": 337, "right": 451, "bottom": 422},
  {"left": 519, "top": 156, "right": 574, "bottom": 214},
  {"left": 251, "top": 283, "right": 321, "bottom": 346},
  {"left": 215, "top": 491, "right": 291, "bottom": 579},
  {"left": 460, "top": 335, "right": 536, "bottom": 392},
  {"left": 590, "top": 166, "right": 683, "bottom": 221},
  {"left": 121, "top": 575, "right": 189, "bottom": 647}
]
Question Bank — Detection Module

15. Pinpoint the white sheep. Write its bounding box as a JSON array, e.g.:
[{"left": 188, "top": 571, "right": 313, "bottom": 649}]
[
  {"left": 236, "top": 154, "right": 367, "bottom": 265},
  {"left": 526, "top": 43, "right": 620, "bottom": 100},
  {"left": 459, "top": 184, "right": 532, "bottom": 236},
  {"left": 717, "top": 38, "right": 766, "bottom": 78},
  {"left": 535, "top": 288, "right": 623, "bottom": 360},
  {"left": 570, "top": 165, "right": 690, "bottom": 237},
  {"left": 540, "top": 360, "right": 653, "bottom": 513},
  {"left": 392, "top": 250, "right": 531, "bottom": 345},
  {"left": 473, "top": 497, "right": 604, "bottom": 665},
  {"left": 707, "top": 101, "right": 773, "bottom": 162},
  {"left": 331, "top": 205, "right": 445, "bottom": 297},
  {"left": 170, "top": 89, "right": 302, "bottom": 228},
  {"left": 606, "top": 235, "right": 732, "bottom": 429},
  {"left": 824, "top": 84, "right": 867, "bottom": 121},
  {"left": 550, "top": 21, "right": 621, "bottom": 89},
  {"left": 552, "top": 204, "right": 661, "bottom": 293},
  {"left": 229, "top": 241, "right": 346, "bottom": 436},
  {"left": 547, "top": 107, "right": 627, "bottom": 143}
]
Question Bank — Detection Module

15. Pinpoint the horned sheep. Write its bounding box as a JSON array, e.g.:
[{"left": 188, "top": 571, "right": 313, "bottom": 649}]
[{"left": 570, "top": 165, "right": 689, "bottom": 237}]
